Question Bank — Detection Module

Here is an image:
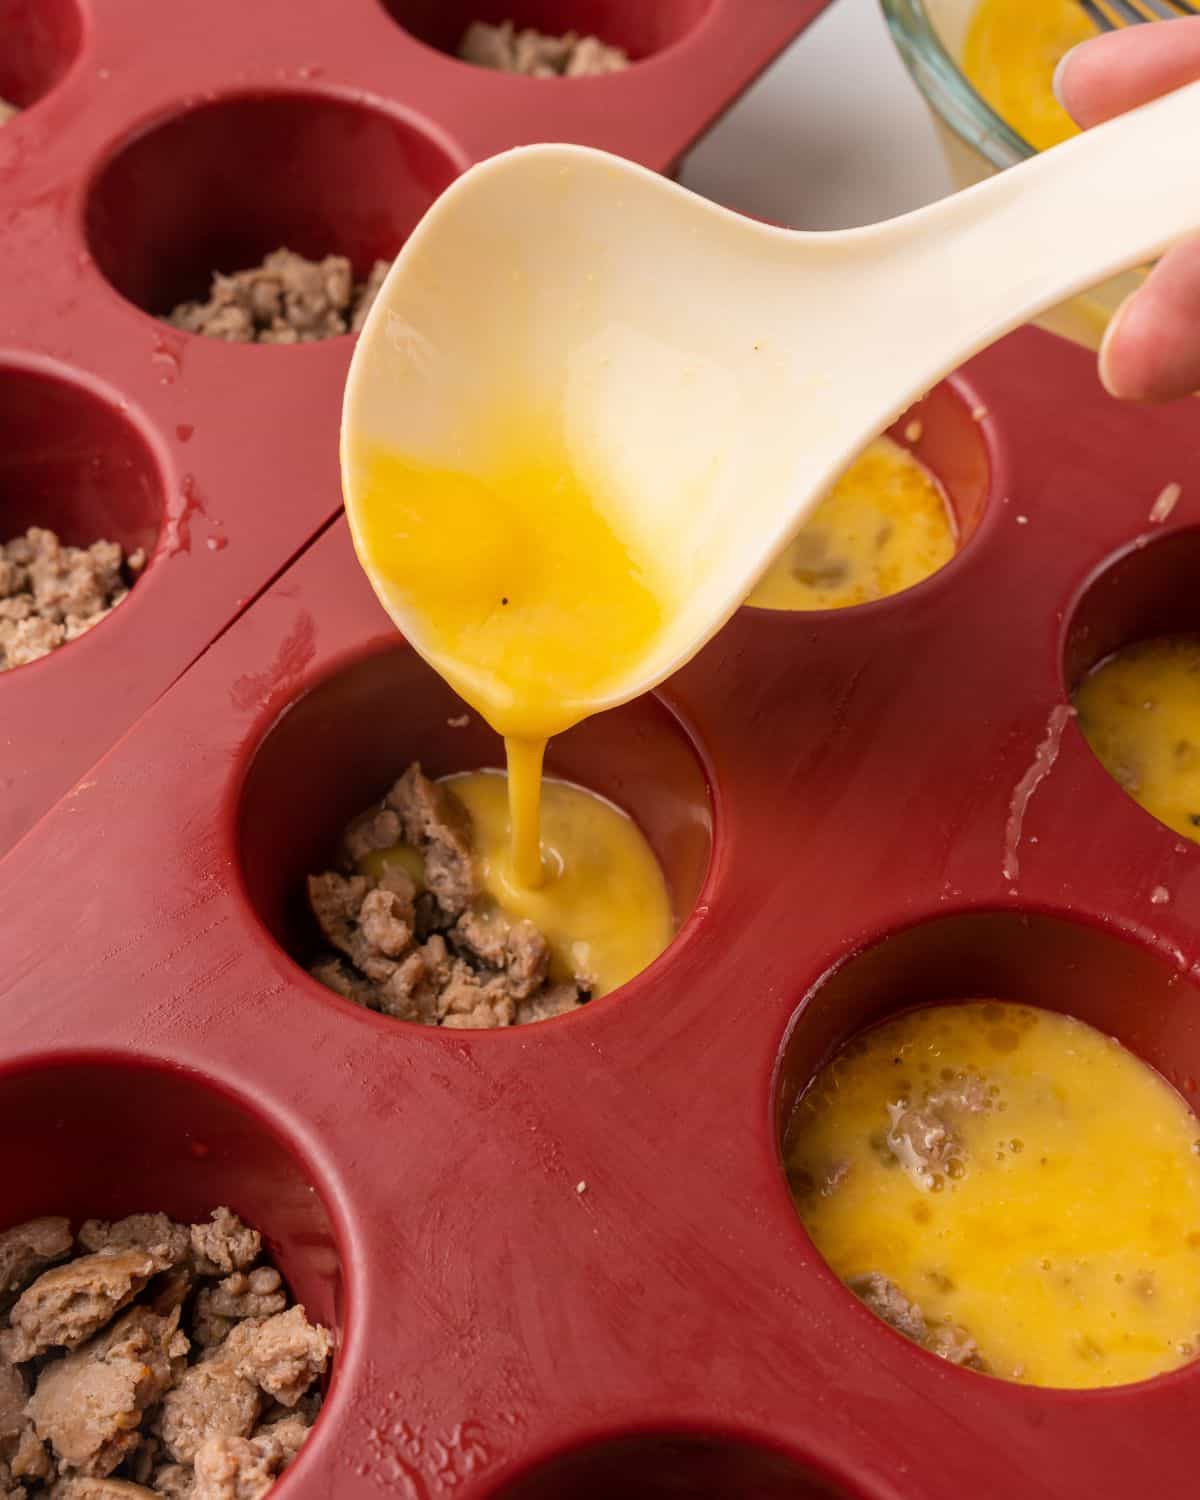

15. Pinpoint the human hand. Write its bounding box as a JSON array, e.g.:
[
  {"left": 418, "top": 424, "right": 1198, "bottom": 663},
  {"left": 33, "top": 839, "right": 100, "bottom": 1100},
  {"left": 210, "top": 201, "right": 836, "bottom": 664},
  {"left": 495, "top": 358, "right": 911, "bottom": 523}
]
[{"left": 1055, "top": 19, "right": 1200, "bottom": 401}]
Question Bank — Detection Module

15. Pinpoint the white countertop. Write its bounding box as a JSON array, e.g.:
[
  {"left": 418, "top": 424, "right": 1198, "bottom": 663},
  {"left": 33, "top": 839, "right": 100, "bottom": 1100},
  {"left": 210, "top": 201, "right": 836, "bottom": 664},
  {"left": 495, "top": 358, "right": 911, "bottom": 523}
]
[{"left": 681, "top": 0, "right": 953, "bottom": 229}]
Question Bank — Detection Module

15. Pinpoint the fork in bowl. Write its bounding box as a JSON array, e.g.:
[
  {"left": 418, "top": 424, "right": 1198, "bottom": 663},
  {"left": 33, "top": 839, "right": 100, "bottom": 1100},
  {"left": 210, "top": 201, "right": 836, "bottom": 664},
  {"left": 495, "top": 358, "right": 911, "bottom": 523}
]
[{"left": 1079, "top": 0, "right": 1196, "bottom": 30}]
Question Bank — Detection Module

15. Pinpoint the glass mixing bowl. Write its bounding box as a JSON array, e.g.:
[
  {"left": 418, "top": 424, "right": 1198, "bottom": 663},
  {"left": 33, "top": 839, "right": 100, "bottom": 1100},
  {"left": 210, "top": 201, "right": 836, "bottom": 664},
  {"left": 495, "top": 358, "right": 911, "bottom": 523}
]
[{"left": 881, "top": 0, "right": 1142, "bottom": 348}]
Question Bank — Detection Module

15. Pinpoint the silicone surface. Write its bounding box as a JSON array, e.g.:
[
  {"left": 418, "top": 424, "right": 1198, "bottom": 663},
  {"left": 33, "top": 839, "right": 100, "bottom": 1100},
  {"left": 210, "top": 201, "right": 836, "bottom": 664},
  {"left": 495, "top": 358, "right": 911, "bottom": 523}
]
[
  {"left": 3, "top": 326, "right": 1200, "bottom": 1497},
  {"left": 0, "top": 0, "right": 825, "bottom": 856}
]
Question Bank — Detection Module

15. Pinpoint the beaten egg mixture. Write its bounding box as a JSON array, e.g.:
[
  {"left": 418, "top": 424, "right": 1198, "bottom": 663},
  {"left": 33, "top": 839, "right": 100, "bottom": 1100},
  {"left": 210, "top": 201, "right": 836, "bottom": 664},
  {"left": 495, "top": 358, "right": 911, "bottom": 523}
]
[
  {"left": 1074, "top": 636, "right": 1200, "bottom": 845},
  {"left": 786, "top": 1002, "right": 1200, "bottom": 1388},
  {"left": 748, "top": 437, "right": 956, "bottom": 611},
  {"left": 963, "top": 0, "right": 1091, "bottom": 152},
  {"left": 443, "top": 770, "right": 672, "bottom": 995}
]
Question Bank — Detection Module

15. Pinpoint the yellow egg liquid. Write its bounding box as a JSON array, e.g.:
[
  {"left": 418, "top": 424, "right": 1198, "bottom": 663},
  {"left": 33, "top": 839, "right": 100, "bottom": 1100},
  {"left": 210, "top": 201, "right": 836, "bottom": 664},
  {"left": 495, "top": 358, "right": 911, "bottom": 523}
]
[
  {"left": 359, "top": 842, "right": 427, "bottom": 889},
  {"left": 344, "top": 421, "right": 678, "bottom": 984},
  {"left": 963, "top": 0, "right": 1092, "bottom": 152},
  {"left": 503, "top": 735, "right": 549, "bottom": 889},
  {"left": 347, "top": 428, "right": 671, "bottom": 746},
  {"left": 747, "top": 438, "right": 956, "bottom": 611},
  {"left": 445, "top": 769, "right": 672, "bottom": 995},
  {"left": 785, "top": 1002, "right": 1200, "bottom": 1388},
  {"left": 1074, "top": 636, "right": 1200, "bottom": 844}
]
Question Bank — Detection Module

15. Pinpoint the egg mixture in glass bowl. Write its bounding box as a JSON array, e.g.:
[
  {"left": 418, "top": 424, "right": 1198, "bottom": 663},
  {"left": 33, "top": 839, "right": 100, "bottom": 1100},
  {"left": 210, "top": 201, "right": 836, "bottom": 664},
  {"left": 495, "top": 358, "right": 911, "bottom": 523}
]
[{"left": 881, "top": 0, "right": 1145, "bottom": 348}]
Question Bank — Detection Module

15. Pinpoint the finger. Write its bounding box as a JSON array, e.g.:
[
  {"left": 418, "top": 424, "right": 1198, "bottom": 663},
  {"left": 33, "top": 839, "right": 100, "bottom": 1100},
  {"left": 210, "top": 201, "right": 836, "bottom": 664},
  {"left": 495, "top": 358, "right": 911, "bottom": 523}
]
[
  {"left": 1054, "top": 17, "right": 1200, "bottom": 128},
  {"left": 1099, "top": 235, "right": 1200, "bottom": 401}
]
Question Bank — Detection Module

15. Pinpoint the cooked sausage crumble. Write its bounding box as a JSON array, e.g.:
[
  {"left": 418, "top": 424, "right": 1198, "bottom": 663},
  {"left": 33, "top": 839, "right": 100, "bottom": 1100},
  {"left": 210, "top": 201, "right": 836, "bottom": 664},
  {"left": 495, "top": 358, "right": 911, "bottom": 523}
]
[
  {"left": 0, "top": 529, "right": 145, "bottom": 672},
  {"left": 308, "top": 764, "right": 587, "bottom": 1028},
  {"left": 458, "top": 20, "right": 629, "bottom": 76},
  {"left": 166, "top": 250, "right": 390, "bottom": 345},
  {"left": 0, "top": 1208, "right": 331, "bottom": 1498}
]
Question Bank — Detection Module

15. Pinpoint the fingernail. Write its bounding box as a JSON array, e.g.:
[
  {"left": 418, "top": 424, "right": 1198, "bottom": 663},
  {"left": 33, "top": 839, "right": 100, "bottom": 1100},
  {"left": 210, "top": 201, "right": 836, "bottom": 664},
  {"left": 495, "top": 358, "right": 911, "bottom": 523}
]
[
  {"left": 1097, "top": 297, "right": 1133, "bottom": 399},
  {"left": 1052, "top": 45, "right": 1081, "bottom": 109}
]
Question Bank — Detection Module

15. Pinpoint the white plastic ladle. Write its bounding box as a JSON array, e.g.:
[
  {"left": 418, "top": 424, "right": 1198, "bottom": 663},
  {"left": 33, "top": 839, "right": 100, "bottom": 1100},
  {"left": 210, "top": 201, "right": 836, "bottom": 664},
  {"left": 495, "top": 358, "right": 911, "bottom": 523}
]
[{"left": 343, "top": 81, "right": 1200, "bottom": 717}]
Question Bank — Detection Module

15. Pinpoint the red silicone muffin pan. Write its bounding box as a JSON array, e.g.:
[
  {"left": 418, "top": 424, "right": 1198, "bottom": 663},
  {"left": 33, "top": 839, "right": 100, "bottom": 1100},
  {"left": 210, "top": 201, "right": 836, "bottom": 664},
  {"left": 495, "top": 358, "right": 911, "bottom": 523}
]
[
  {"left": 3, "top": 323, "right": 1200, "bottom": 1498},
  {"left": 0, "top": 0, "right": 828, "bottom": 859}
]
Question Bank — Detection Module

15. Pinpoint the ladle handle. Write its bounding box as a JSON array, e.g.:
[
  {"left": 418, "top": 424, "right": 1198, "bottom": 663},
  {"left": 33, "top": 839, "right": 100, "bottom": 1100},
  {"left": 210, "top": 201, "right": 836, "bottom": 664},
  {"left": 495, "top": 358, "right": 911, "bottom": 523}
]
[{"left": 871, "top": 76, "right": 1200, "bottom": 371}]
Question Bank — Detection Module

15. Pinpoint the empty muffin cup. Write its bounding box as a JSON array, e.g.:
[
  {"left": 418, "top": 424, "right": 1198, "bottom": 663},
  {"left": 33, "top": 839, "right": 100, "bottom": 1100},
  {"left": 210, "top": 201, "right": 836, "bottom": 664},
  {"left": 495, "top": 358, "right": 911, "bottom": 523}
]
[{"left": 0, "top": 0, "right": 83, "bottom": 116}]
